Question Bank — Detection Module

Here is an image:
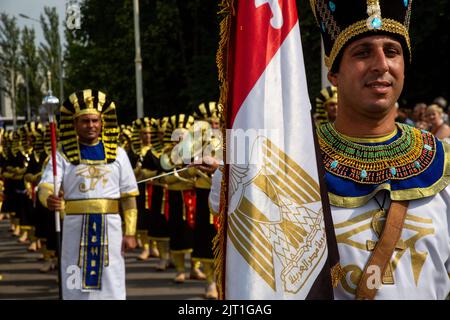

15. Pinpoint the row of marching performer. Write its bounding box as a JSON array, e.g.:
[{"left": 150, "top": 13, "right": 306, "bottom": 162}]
[
  {"left": 119, "top": 102, "right": 223, "bottom": 299},
  {"left": 0, "top": 122, "right": 60, "bottom": 274}
]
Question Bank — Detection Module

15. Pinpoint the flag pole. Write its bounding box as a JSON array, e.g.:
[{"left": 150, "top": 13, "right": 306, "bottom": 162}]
[{"left": 42, "top": 91, "right": 63, "bottom": 300}]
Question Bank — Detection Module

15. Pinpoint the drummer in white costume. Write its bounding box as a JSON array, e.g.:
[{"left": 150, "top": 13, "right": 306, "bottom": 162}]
[{"left": 38, "top": 89, "right": 138, "bottom": 300}]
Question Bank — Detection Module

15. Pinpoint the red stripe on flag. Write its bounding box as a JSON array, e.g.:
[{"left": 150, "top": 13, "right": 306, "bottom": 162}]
[{"left": 230, "top": 0, "right": 298, "bottom": 125}]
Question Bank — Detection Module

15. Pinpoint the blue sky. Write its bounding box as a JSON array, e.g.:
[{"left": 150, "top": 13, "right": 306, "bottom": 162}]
[{"left": 1, "top": 0, "right": 69, "bottom": 47}]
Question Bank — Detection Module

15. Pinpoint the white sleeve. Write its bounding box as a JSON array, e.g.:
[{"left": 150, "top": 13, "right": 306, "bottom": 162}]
[
  {"left": 118, "top": 147, "right": 139, "bottom": 197},
  {"left": 208, "top": 166, "right": 223, "bottom": 215},
  {"left": 38, "top": 151, "right": 64, "bottom": 193}
]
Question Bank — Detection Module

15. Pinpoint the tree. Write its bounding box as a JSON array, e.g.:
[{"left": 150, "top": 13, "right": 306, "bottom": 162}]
[
  {"left": 63, "top": 0, "right": 448, "bottom": 124},
  {"left": 0, "top": 13, "right": 21, "bottom": 126},
  {"left": 64, "top": 0, "right": 220, "bottom": 124},
  {"left": 39, "top": 6, "right": 63, "bottom": 101},
  {"left": 16, "top": 26, "right": 43, "bottom": 120},
  {"left": 402, "top": 0, "right": 450, "bottom": 106}
]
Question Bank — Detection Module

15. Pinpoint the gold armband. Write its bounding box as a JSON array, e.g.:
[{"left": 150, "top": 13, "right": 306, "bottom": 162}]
[
  {"left": 24, "top": 173, "right": 34, "bottom": 183},
  {"left": 32, "top": 173, "right": 42, "bottom": 184},
  {"left": 121, "top": 196, "right": 137, "bottom": 236},
  {"left": 38, "top": 183, "right": 54, "bottom": 209}
]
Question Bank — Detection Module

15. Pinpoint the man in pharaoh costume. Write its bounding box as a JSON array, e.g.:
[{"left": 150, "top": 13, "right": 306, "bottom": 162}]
[
  {"left": 157, "top": 114, "right": 203, "bottom": 283},
  {"left": 190, "top": 101, "right": 224, "bottom": 299},
  {"left": 118, "top": 124, "right": 133, "bottom": 154},
  {"left": 38, "top": 89, "right": 139, "bottom": 299},
  {"left": 130, "top": 117, "right": 160, "bottom": 260},
  {"left": 34, "top": 123, "right": 60, "bottom": 272},
  {"left": 314, "top": 85, "right": 338, "bottom": 126},
  {"left": 138, "top": 116, "right": 174, "bottom": 271},
  {"left": 22, "top": 121, "right": 45, "bottom": 253},
  {"left": 309, "top": 0, "right": 450, "bottom": 299},
  {"left": 2, "top": 128, "right": 34, "bottom": 243},
  {"left": 0, "top": 130, "right": 17, "bottom": 234}
]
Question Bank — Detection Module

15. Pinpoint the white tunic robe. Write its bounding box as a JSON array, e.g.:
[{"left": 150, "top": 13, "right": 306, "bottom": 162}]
[
  {"left": 39, "top": 147, "right": 138, "bottom": 300},
  {"left": 332, "top": 189, "right": 450, "bottom": 300},
  {"left": 209, "top": 169, "right": 450, "bottom": 299}
]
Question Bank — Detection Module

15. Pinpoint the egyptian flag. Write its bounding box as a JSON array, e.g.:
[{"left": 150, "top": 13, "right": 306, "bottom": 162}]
[{"left": 214, "top": 0, "right": 342, "bottom": 299}]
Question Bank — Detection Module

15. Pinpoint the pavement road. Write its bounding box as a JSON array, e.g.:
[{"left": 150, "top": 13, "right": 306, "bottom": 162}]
[{"left": 0, "top": 219, "right": 207, "bottom": 300}]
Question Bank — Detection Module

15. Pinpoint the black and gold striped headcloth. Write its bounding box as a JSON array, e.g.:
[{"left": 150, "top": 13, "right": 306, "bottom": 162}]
[
  {"left": 131, "top": 117, "right": 153, "bottom": 155},
  {"left": 0, "top": 127, "right": 3, "bottom": 152},
  {"left": 20, "top": 122, "right": 44, "bottom": 157},
  {"left": 59, "top": 89, "right": 119, "bottom": 165},
  {"left": 192, "top": 102, "right": 223, "bottom": 121},
  {"left": 315, "top": 86, "right": 338, "bottom": 126},
  {"left": 158, "top": 116, "right": 170, "bottom": 133},
  {"left": 162, "top": 114, "right": 195, "bottom": 147},
  {"left": 32, "top": 123, "right": 45, "bottom": 158},
  {"left": 11, "top": 130, "right": 21, "bottom": 157},
  {"left": 3, "top": 130, "right": 13, "bottom": 157},
  {"left": 119, "top": 124, "right": 133, "bottom": 149},
  {"left": 119, "top": 124, "right": 133, "bottom": 141}
]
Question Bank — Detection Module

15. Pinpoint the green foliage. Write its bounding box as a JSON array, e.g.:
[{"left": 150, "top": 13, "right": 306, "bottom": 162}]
[
  {"left": 401, "top": 1, "right": 450, "bottom": 106},
  {"left": 63, "top": 0, "right": 448, "bottom": 126},
  {"left": 39, "top": 6, "right": 63, "bottom": 99},
  {"left": 64, "top": 0, "right": 219, "bottom": 124},
  {"left": 17, "top": 26, "right": 43, "bottom": 119},
  {"left": 0, "top": 13, "right": 21, "bottom": 99},
  {"left": 297, "top": 0, "right": 322, "bottom": 107}
]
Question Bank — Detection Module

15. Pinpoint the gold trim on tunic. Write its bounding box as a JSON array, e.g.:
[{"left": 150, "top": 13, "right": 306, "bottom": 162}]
[{"left": 329, "top": 143, "right": 450, "bottom": 208}]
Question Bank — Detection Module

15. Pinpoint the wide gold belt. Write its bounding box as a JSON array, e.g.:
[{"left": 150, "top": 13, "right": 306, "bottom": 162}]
[{"left": 64, "top": 199, "right": 119, "bottom": 215}]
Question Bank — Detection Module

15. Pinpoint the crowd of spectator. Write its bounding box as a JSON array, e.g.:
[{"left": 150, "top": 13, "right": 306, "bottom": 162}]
[{"left": 396, "top": 96, "right": 450, "bottom": 143}]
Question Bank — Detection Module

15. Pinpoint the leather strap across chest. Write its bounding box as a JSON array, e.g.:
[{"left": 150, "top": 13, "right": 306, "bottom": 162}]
[{"left": 356, "top": 200, "right": 409, "bottom": 300}]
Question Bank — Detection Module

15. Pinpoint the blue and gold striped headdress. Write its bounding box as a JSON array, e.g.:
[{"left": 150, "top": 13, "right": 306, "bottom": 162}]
[
  {"left": 310, "top": 0, "right": 413, "bottom": 71},
  {"left": 59, "top": 89, "right": 119, "bottom": 165}
]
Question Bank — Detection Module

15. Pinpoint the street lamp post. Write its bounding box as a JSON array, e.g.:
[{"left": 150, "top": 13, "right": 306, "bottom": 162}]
[
  {"left": 11, "top": 68, "right": 17, "bottom": 129},
  {"left": 133, "top": 0, "right": 144, "bottom": 118},
  {"left": 25, "top": 67, "right": 31, "bottom": 120}
]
